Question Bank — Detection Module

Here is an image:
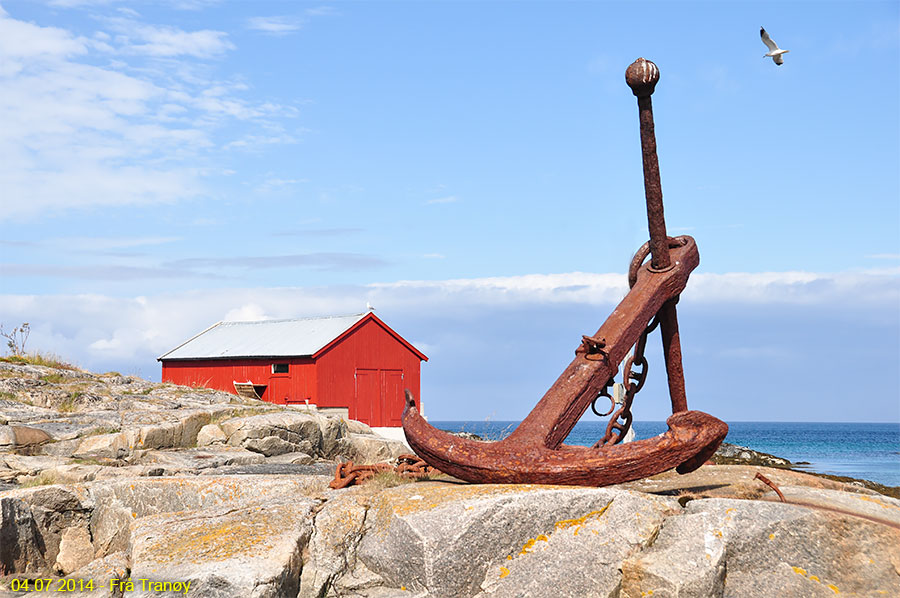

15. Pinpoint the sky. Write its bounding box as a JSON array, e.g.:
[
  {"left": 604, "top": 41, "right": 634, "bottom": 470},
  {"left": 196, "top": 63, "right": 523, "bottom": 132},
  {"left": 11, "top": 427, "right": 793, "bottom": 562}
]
[{"left": 0, "top": 0, "right": 898, "bottom": 424}]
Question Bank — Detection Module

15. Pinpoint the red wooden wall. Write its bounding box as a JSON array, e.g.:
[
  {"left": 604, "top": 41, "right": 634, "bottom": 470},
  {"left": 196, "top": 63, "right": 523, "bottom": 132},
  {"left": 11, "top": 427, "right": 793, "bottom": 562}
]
[
  {"left": 161, "top": 357, "right": 316, "bottom": 404},
  {"left": 160, "top": 315, "right": 424, "bottom": 427},
  {"left": 315, "top": 317, "right": 422, "bottom": 426}
]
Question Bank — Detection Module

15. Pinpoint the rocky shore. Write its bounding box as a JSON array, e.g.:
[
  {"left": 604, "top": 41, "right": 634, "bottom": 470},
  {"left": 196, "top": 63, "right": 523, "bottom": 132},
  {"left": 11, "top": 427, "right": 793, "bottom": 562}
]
[{"left": 2, "top": 361, "right": 899, "bottom": 597}]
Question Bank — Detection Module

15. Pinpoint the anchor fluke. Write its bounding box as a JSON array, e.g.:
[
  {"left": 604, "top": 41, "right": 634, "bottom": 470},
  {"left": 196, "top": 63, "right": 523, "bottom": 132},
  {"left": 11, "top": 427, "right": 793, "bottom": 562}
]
[{"left": 402, "top": 393, "right": 727, "bottom": 486}]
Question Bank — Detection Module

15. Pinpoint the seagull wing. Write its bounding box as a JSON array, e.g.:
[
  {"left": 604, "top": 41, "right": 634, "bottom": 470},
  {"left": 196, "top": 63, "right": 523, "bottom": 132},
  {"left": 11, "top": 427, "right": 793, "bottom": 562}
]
[
  {"left": 773, "top": 54, "right": 784, "bottom": 66},
  {"left": 760, "top": 27, "right": 779, "bottom": 52}
]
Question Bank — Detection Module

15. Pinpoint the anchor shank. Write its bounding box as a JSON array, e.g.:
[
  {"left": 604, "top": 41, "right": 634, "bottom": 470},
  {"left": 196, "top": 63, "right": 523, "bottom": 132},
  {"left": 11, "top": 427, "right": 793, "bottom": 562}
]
[
  {"left": 626, "top": 58, "right": 670, "bottom": 271},
  {"left": 627, "top": 58, "right": 689, "bottom": 413},
  {"left": 636, "top": 93, "right": 671, "bottom": 271}
]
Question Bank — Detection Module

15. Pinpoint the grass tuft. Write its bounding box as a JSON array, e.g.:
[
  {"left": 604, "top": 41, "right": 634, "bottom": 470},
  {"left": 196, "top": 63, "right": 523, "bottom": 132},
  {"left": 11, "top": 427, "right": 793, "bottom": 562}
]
[{"left": 1, "top": 352, "right": 79, "bottom": 370}]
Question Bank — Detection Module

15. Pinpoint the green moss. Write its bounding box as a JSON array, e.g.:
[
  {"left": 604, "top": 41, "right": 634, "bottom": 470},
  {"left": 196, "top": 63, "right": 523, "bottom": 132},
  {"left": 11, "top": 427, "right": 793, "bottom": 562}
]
[
  {"left": 20, "top": 472, "right": 61, "bottom": 487},
  {"left": 57, "top": 393, "right": 81, "bottom": 412},
  {"left": 78, "top": 426, "right": 121, "bottom": 438},
  {"left": 121, "top": 387, "right": 153, "bottom": 395}
]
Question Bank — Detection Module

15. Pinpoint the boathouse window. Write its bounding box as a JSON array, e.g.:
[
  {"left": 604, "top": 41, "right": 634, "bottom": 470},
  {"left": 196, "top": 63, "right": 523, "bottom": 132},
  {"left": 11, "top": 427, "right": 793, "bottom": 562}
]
[{"left": 272, "top": 363, "right": 289, "bottom": 374}]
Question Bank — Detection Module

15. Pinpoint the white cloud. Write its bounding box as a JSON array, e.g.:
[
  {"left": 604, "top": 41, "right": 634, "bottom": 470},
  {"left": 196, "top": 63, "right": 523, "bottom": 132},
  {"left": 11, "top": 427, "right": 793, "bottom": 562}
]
[
  {"left": 120, "top": 24, "right": 234, "bottom": 57},
  {"left": 0, "top": 8, "right": 297, "bottom": 221},
  {"left": 247, "top": 16, "right": 304, "bottom": 36},
  {"left": 370, "top": 269, "right": 900, "bottom": 309},
  {"left": 224, "top": 304, "right": 271, "bottom": 322},
  {"left": 2, "top": 268, "right": 895, "bottom": 377},
  {"left": 305, "top": 6, "right": 340, "bottom": 17},
  {"left": 370, "top": 272, "right": 627, "bottom": 307},
  {"left": 94, "top": 13, "right": 235, "bottom": 58},
  {"left": 0, "top": 12, "right": 87, "bottom": 71},
  {"left": 687, "top": 269, "right": 900, "bottom": 306}
]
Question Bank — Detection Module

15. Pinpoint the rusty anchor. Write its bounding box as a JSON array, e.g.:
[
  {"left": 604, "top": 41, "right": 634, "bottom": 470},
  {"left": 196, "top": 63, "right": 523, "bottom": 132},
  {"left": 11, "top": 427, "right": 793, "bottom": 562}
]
[{"left": 401, "top": 58, "right": 728, "bottom": 487}]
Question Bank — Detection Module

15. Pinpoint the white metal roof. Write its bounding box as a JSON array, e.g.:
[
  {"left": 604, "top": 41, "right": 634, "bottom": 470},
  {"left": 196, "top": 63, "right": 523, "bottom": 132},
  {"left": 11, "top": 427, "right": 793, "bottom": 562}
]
[{"left": 158, "top": 313, "right": 369, "bottom": 361}]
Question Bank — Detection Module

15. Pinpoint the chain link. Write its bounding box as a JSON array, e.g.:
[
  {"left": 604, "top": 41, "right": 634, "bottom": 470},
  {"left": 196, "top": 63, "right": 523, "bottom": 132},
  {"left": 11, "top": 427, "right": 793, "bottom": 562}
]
[{"left": 594, "top": 314, "right": 660, "bottom": 446}]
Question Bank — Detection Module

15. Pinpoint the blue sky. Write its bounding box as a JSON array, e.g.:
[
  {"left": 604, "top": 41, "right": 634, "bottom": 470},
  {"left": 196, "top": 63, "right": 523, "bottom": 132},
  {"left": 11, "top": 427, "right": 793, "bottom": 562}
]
[{"left": 0, "top": 1, "right": 897, "bottom": 423}]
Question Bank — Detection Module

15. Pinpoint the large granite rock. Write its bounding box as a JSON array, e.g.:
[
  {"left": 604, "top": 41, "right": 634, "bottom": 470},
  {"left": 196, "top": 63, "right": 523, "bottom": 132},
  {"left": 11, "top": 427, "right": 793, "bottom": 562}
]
[
  {"left": 129, "top": 499, "right": 317, "bottom": 598},
  {"left": 343, "top": 433, "right": 409, "bottom": 463},
  {"left": 355, "top": 483, "right": 679, "bottom": 598},
  {"left": 0, "top": 484, "right": 93, "bottom": 576},
  {"left": 299, "top": 487, "right": 371, "bottom": 598},
  {"left": 196, "top": 423, "right": 227, "bottom": 446},
  {"left": 221, "top": 411, "right": 328, "bottom": 455},
  {"left": 0, "top": 425, "right": 52, "bottom": 452},
  {"left": 621, "top": 487, "right": 900, "bottom": 597}
]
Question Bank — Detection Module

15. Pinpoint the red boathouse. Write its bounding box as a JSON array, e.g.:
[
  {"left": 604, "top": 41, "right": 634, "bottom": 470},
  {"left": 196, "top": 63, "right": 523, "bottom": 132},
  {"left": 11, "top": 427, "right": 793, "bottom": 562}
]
[{"left": 157, "top": 312, "right": 427, "bottom": 427}]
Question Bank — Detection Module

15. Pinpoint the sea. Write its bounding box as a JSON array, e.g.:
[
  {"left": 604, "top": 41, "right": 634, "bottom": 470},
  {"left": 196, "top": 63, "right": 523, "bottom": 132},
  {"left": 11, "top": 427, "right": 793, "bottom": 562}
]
[{"left": 432, "top": 420, "right": 900, "bottom": 487}]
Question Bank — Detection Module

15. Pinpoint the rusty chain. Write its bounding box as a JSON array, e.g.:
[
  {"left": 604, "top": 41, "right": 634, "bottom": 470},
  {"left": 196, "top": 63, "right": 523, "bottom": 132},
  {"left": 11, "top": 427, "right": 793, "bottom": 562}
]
[
  {"left": 329, "top": 454, "right": 440, "bottom": 489},
  {"left": 594, "top": 314, "right": 659, "bottom": 446}
]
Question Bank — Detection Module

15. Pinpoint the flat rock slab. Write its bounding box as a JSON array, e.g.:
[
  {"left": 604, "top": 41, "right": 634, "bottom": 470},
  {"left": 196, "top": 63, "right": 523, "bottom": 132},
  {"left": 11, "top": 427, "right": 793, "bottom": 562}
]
[
  {"left": 199, "top": 462, "right": 337, "bottom": 477},
  {"left": 130, "top": 498, "right": 318, "bottom": 598},
  {"left": 89, "top": 475, "right": 330, "bottom": 518},
  {"left": 133, "top": 446, "right": 265, "bottom": 472},
  {"left": 771, "top": 485, "right": 900, "bottom": 529},
  {"left": 622, "top": 464, "right": 878, "bottom": 501},
  {"left": 88, "top": 475, "right": 331, "bottom": 559},
  {"left": 3, "top": 454, "right": 71, "bottom": 475}
]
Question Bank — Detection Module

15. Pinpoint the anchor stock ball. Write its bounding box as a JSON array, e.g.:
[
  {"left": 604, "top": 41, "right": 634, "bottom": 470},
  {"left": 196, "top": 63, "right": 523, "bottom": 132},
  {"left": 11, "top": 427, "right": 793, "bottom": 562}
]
[{"left": 625, "top": 58, "right": 660, "bottom": 97}]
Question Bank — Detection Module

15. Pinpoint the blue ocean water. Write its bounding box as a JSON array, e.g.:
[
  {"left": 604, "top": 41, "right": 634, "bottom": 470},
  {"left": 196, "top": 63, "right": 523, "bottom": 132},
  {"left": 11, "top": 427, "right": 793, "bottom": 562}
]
[{"left": 433, "top": 420, "right": 900, "bottom": 487}]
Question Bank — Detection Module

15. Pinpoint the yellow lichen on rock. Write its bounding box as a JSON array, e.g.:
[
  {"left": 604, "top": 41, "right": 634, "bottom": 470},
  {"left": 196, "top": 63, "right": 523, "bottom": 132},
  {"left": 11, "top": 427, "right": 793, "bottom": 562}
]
[
  {"left": 790, "top": 564, "right": 840, "bottom": 594},
  {"left": 853, "top": 494, "right": 900, "bottom": 512},
  {"left": 554, "top": 502, "right": 612, "bottom": 536},
  {"left": 518, "top": 534, "right": 550, "bottom": 555},
  {"left": 137, "top": 504, "right": 303, "bottom": 564}
]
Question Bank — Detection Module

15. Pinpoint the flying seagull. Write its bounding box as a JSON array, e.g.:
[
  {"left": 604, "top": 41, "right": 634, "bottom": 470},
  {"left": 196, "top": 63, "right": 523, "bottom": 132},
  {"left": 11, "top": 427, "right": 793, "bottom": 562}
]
[{"left": 760, "top": 27, "right": 789, "bottom": 66}]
